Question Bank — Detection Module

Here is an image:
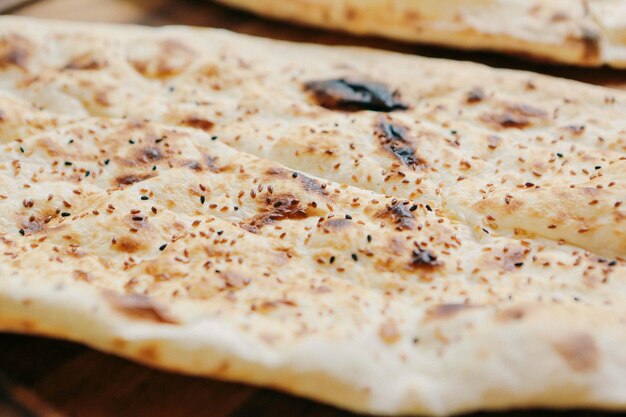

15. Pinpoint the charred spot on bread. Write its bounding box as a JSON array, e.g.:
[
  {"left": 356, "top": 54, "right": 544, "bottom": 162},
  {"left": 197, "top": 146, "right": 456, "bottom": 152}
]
[{"left": 304, "top": 79, "right": 408, "bottom": 112}]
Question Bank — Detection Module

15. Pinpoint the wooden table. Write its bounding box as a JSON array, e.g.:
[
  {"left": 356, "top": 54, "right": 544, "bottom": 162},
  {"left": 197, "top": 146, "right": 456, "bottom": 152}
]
[{"left": 2, "top": 1, "right": 626, "bottom": 416}]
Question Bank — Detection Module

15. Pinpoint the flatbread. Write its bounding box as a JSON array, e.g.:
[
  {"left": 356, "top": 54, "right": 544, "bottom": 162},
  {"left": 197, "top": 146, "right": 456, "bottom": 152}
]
[
  {"left": 1, "top": 16, "right": 626, "bottom": 416},
  {"left": 214, "top": 0, "right": 626, "bottom": 68}
]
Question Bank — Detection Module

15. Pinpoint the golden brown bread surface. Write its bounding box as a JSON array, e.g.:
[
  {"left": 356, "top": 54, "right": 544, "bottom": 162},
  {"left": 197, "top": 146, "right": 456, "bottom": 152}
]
[
  {"left": 214, "top": 0, "right": 626, "bottom": 68},
  {"left": 1, "top": 17, "right": 626, "bottom": 416}
]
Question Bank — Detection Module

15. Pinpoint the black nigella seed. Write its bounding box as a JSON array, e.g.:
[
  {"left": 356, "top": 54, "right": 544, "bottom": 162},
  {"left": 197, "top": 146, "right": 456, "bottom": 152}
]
[
  {"left": 329, "top": 256, "right": 335, "bottom": 264},
  {"left": 556, "top": 152, "right": 563, "bottom": 158},
  {"left": 18, "top": 229, "right": 25, "bottom": 236},
  {"left": 211, "top": 136, "right": 218, "bottom": 141},
  {"left": 200, "top": 196, "right": 205, "bottom": 204},
  {"left": 61, "top": 212, "right": 71, "bottom": 217},
  {"left": 425, "top": 204, "right": 432, "bottom": 212},
  {"left": 64, "top": 161, "right": 72, "bottom": 166},
  {"left": 351, "top": 253, "right": 358, "bottom": 261},
  {"left": 514, "top": 262, "right": 524, "bottom": 267},
  {"left": 141, "top": 196, "right": 149, "bottom": 200},
  {"left": 152, "top": 165, "right": 157, "bottom": 171},
  {"left": 367, "top": 235, "right": 372, "bottom": 243},
  {"left": 345, "top": 214, "right": 352, "bottom": 220},
  {"left": 217, "top": 230, "right": 223, "bottom": 235},
  {"left": 19, "top": 147, "right": 24, "bottom": 153},
  {"left": 104, "top": 159, "right": 110, "bottom": 165},
  {"left": 409, "top": 204, "right": 418, "bottom": 211},
  {"left": 129, "top": 139, "right": 135, "bottom": 144},
  {"left": 159, "top": 244, "right": 167, "bottom": 251},
  {"left": 595, "top": 166, "right": 601, "bottom": 170},
  {"left": 292, "top": 172, "right": 298, "bottom": 178},
  {"left": 609, "top": 260, "right": 617, "bottom": 266}
]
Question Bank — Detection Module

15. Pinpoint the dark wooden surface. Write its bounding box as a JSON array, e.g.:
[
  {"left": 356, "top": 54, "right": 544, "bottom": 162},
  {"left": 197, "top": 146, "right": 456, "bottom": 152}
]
[{"left": 2, "top": 1, "right": 626, "bottom": 416}]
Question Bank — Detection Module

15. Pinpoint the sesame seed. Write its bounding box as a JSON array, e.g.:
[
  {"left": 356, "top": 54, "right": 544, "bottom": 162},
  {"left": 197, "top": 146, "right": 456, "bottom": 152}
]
[
  {"left": 64, "top": 161, "right": 73, "bottom": 166},
  {"left": 200, "top": 196, "right": 205, "bottom": 204},
  {"left": 61, "top": 212, "right": 71, "bottom": 217},
  {"left": 329, "top": 256, "right": 335, "bottom": 264},
  {"left": 141, "top": 196, "right": 149, "bottom": 200},
  {"left": 352, "top": 253, "right": 358, "bottom": 261},
  {"left": 159, "top": 244, "right": 167, "bottom": 251}
]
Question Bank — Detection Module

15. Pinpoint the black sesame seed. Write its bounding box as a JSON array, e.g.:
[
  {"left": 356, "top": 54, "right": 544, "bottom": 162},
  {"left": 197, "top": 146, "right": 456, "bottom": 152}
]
[
  {"left": 64, "top": 161, "right": 73, "bottom": 166},
  {"left": 131, "top": 216, "right": 144, "bottom": 221},
  {"left": 450, "top": 130, "right": 458, "bottom": 135},
  {"left": 85, "top": 171, "right": 90, "bottom": 177},
  {"left": 425, "top": 204, "right": 432, "bottom": 212},
  {"left": 595, "top": 165, "right": 601, "bottom": 170},
  {"left": 152, "top": 165, "right": 157, "bottom": 171},
  {"left": 61, "top": 212, "right": 71, "bottom": 217},
  {"left": 141, "top": 196, "right": 149, "bottom": 200},
  {"left": 104, "top": 159, "right": 110, "bottom": 165},
  {"left": 155, "top": 138, "right": 164, "bottom": 144},
  {"left": 482, "top": 228, "right": 490, "bottom": 234},
  {"left": 159, "top": 244, "right": 167, "bottom": 251},
  {"left": 200, "top": 196, "right": 205, "bottom": 204},
  {"left": 68, "top": 139, "right": 74, "bottom": 144},
  {"left": 409, "top": 204, "right": 418, "bottom": 211},
  {"left": 367, "top": 235, "right": 372, "bottom": 243},
  {"left": 351, "top": 253, "right": 358, "bottom": 261},
  {"left": 217, "top": 230, "right": 223, "bottom": 235},
  {"left": 345, "top": 214, "right": 352, "bottom": 220},
  {"left": 329, "top": 256, "right": 335, "bottom": 264},
  {"left": 609, "top": 260, "right": 617, "bottom": 266},
  {"left": 292, "top": 172, "right": 298, "bottom": 178},
  {"left": 18, "top": 229, "right": 25, "bottom": 236},
  {"left": 129, "top": 139, "right": 135, "bottom": 144},
  {"left": 556, "top": 152, "right": 563, "bottom": 158},
  {"left": 234, "top": 206, "right": 239, "bottom": 211},
  {"left": 19, "top": 147, "right": 24, "bottom": 153},
  {"left": 211, "top": 136, "right": 218, "bottom": 141},
  {"left": 514, "top": 262, "right": 524, "bottom": 267}
]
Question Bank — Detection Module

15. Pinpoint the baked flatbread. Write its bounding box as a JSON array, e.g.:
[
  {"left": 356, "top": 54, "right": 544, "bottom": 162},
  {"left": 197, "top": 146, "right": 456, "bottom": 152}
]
[
  {"left": 1, "top": 17, "right": 626, "bottom": 416},
  {"left": 214, "top": 0, "right": 626, "bottom": 68}
]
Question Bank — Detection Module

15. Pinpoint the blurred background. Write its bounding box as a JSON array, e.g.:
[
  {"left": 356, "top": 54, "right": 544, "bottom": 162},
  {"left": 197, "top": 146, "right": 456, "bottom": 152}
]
[
  {"left": 2, "top": 0, "right": 626, "bottom": 89},
  {"left": 0, "top": 1, "right": 624, "bottom": 416}
]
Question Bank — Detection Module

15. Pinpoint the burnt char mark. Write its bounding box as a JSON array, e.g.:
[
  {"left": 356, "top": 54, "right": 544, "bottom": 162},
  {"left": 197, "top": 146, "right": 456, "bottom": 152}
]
[
  {"left": 304, "top": 79, "right": 408, "bottom": 112},
  {"left": 64, "top": 54, "right": 106, "bottom": 70},
  {"left": 0, "top": 35, "right": 30, "bottom": 71},
  {"left": 240, "top": 194, "right": 308, "bottom": 233},
  {"left": 480, "top": 104, "right": 547, "bottom": 129},
  {"left": 376, "top": 120, "right": 424, "bottom": 169},
  {"left": 183, "top": 117, "right": 214, "bottom": 131},
  {"left": 265, "top": 167, "right": 328, "bottom": 197},
  {"left": 115, "top": 173, "right": 156, "bottom": 187},
  {"left": 297, "top": 173, "right": 327, "bottom": 197},
  {"left": 137, "top": 146, "right": 163, "bottom": 164},
  {"left": 105, "top": 293, "right": 179, "bottom": 324},
  {"left": 425, "top": 304, "right": 474, "bottom": 320},
  {"left": 378, "top": 202, "right": 416, "bottom": 230},
  {"left": 411, "top": 247, "right": 440, "bottom": 268},
  {"left": 113, "top": 236, "right": 145, "bottom": 253},
  {"left": 466, "top": 87, "right": 485, "bottom": 103},
  {"left": 580, "top": 28, "right": 601, "bottom": 62}
]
